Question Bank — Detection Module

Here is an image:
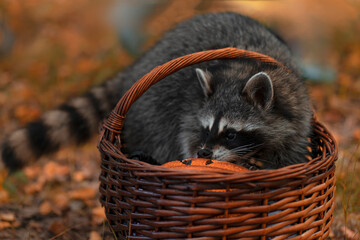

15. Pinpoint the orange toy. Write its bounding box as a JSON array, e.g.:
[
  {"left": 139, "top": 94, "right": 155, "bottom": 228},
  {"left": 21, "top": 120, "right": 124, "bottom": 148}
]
[{"left": 162, "top": 158, "right": 249, "bottom": 172}]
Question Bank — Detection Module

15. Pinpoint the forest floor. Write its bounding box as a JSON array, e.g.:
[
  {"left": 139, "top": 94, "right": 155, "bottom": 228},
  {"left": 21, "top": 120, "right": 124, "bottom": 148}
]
[{"left": 0, "top": 1, "right": 360, "bottom": 239}]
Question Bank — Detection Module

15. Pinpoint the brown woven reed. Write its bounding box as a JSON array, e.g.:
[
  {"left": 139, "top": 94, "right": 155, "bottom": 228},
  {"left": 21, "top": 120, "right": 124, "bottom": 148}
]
[{"left": 98, "top": 47, "right": 337, "bottom": 239}]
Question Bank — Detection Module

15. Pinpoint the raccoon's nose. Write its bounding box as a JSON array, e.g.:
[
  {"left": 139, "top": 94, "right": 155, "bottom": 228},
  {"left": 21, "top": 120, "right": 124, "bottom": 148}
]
[{"left": 197, "top": 149, "right": 213, "bottom": 159}]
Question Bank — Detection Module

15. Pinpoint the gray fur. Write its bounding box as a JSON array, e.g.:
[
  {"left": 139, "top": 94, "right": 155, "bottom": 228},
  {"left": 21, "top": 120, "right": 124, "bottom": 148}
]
[
  {"left": 1, "top": 12, "right": 312, "bottom": 170},
  {"left": 243, "top": 72, "right": 273, "bottom": 110},
  {"left": 183, "top": 64, "right": 311, "bottom": 168},
  {"left": 196, "top": 68, "right": 213, "bottom": 97}
]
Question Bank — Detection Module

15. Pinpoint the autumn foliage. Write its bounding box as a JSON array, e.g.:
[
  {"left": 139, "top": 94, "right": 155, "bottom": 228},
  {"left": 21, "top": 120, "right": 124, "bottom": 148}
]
[{"left": 0, "top": 0, "right": 359, "bottom": 239}]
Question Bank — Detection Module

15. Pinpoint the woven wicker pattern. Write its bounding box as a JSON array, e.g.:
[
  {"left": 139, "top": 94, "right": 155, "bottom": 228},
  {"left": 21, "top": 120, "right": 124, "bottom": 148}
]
[{"left": 98, "top": 48, "right": 337, "bottom": 239}]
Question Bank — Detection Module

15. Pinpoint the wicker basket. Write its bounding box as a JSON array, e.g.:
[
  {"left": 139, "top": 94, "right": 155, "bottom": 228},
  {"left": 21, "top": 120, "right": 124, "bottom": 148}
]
[{"left": 98, "top": 48, "right": 337, "bottom": 239}]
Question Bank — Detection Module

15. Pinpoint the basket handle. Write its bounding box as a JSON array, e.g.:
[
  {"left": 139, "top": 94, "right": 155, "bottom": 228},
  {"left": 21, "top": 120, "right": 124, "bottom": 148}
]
[{"left": 103, "top": 47, "right": 288, "bottom": 135}]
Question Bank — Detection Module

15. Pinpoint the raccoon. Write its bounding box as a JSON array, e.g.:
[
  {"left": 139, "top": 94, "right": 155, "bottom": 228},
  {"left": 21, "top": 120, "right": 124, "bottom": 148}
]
[{"left": 0, "top": 12, "right": 312, "bottom": 171}]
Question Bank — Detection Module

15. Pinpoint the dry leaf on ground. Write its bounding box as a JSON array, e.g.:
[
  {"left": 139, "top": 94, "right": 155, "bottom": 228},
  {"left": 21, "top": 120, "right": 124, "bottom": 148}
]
[
  {"left": 89, "top": 231, "right": 102, "bottom": 240},
  {"left": 44, "top": 162, "right": 70, "bottom": 181},
  {"left": 0, "top": 221, "right": 12, "bottom": 229},
  {"left": 48, "top": 219, "right": 67, "bottom": 236},
  {"left": 73, "top": 171, "right": 85, "bottom": 182},
  {"left": 39, "top": 201, "right": 52, "bottom": 215},
  {"left": 24, "top": 166, "right": 42, "bottom": 179},
  {"left": 0, "top": 189, "right": 9, "bottom": 203},
  {"left": 91, "top": 206, "right": 106, "bottom": 225},
  {"left": 24, "top": 177, "right": 46, "bottom": 194},
  {"left": 353, "top": 128, "right": 360, "bottom": 142},
  {"left": 52, "top": 193, "right": 70, "bottom": 211},
  {"left": 14, "top": 104, "right": 41, "bottom": 124},
  {"left": 0, "top": 221, "right": 20, "bottom": 229},
  {"left": 340, "top": 226, "right": 359, "bottom": 240},
  {"left": 69, "top": 187, "right": 96, "bottom": 201},
  {"left": 0, "top": 212, "right": 15, "bottom": 222}
]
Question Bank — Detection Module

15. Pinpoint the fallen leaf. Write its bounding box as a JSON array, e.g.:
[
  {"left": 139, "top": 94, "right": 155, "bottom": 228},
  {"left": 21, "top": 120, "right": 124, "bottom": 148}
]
[
  {"left": 0, "top": 221, "right": 12, "bottom": 229},
  {"left": 0, "top": 221, "right": 20, "bottom": 229},
  {"left": 353, "top": 128, "right": 360, "bottom": 142},
  {"left": 89, "top": 231, "right": 102, "bottom": 240},
  {"left": 14, "top": 104, "right": 41, "bottom": 124},
  {"left": 24, "top": 166, "right": 42, "bottom": 179},
  {"left": 44, "top": 162, "right": 70, "bottom": 181},
  {"left": 39, "top": 201, "right": 52, "bottom": 215},
  {"left": 24, "top": 177, "right": 46, "bottom": 194},
  {"left": 48, "top": 219, "right": 67, "bottom": 236},
  {"left": 52, "top": 194, "right": 70, "bottom": 211},
  {"left": 0, "top": 189, "right": 9, "bottom": 203},
  {"left": 0, "top": 212, "right": 15, "bottom": 222},
  {"left": 69, "top": 187, "right": 96, "bottom": 201},
  {"left": 73, "top": 171, "right": 85, "bottom": 182},
  {"left": 340, "top": 226, "right": 358, "bottom": 240},
  {"left": 91, "top": 206, "right": 106, "bottom": 225}
]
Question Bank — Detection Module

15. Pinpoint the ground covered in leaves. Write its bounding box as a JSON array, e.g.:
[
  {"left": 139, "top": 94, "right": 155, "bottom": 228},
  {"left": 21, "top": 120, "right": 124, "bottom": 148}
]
[
  {"left": 1, "top": 143, "right": 114, "bottom": 239},
  {"left": 0, "top": 0, "right": 360, "bottom": 239}
]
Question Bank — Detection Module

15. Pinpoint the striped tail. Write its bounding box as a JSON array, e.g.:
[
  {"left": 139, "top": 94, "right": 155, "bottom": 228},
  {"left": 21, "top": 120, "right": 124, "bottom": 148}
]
[{"left": 1, "top": 75, "right": 124, "bottom": 171}]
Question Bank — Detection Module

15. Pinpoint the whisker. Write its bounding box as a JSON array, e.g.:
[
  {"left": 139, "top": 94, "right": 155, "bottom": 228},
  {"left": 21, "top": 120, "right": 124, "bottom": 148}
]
[
  {"left": 230, "top": 143, "right": 255, "bottom": 151},
  {"left": 231, "top": 149, "right": 253, "bottom": 154},
  {"left": 230, "top": 143, "right": 263, "bottom": 154}
]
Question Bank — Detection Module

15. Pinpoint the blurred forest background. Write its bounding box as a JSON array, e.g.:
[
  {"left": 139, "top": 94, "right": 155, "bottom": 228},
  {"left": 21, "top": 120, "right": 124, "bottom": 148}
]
[{"left": 0, "top": 0, "right": 359, "bottom": 239}]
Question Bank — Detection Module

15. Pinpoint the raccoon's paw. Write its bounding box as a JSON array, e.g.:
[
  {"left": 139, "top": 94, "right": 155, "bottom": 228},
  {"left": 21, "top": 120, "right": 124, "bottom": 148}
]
[{"left": 129, "top": 151, "right": 159, "bottom": 165}]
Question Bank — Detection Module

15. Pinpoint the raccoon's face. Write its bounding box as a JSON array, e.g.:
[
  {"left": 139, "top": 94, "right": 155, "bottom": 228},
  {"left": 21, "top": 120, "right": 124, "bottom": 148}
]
[
  {"left": 181, "top": 64, "right": 277, "bottom": 169},
  {"left": 179, "top": 62, "right": 311, "bottom": 169},
  {"left": 196, "top": 113, "right": 266, "bottom": 169}
]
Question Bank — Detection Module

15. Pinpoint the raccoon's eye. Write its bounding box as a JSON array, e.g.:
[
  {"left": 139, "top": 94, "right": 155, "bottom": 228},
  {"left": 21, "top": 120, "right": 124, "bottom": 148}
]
[{"left": 226, "top": 131, "right": 236, "bottom": 141}]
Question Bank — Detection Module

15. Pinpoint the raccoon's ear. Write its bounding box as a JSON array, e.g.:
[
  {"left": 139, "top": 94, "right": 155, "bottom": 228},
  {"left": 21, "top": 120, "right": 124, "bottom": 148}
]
[
  {"left": 196, "top": 68, "right": 213, "bottom": 97},
  {"left": 243, "top": 72, "right": 273, "bottom": 110}
]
